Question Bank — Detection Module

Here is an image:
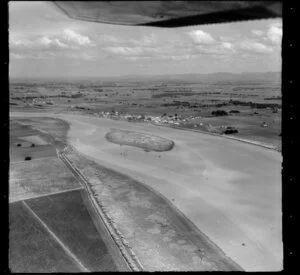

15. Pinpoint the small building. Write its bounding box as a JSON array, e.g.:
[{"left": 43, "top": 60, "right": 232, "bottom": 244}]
[{"left": 261, "top": 122, "right": 268, "bottom": 127}]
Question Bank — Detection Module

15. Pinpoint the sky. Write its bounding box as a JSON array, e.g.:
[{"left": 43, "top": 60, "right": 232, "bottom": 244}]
[{"left": 9, "top": 1, "right": 282, "bottom": 78}]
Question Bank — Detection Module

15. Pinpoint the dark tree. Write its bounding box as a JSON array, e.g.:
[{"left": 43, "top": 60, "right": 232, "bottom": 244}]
[
  {"left": 212, "top": 110, "right": 228, "bottom": 116},
  {"left": 223, "top": 127, "right": 238, "bottom": 134}
]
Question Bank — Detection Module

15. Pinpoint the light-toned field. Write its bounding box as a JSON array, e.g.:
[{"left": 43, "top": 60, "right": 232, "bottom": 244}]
[
  {"left": 10, "top": 112, "right": 282, "bottom": 271},
  {"left": 9, "top": 157, "right": 81, "bottom": 202},
  {"left": 19, "top": 135, "right": 49, "bottom": 145}
]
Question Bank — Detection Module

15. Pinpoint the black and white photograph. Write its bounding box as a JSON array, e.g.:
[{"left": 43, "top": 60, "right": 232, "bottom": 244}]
[{"left": 8, "top": 1, "right": 284, "bottom": 272}]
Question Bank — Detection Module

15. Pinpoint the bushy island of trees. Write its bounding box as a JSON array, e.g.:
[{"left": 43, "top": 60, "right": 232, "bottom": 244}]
[
  {"left": 229, "top": 99, "right": 281, "bottom": 109},
  {"left": 223, "top": 127, "right": 238, "bottom": 134},
  {"left": 211, "top": 110, "right": 228, "bottom": 116},
  {"left": 211, "top": 109, "right": 240, "bottom": 116},
  {"left": 161, "top": 99, "right": 281, "bottom": 110}
]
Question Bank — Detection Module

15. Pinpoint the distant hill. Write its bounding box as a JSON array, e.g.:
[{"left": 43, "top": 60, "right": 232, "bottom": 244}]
[
  {"left": 116, "top": 72, "right": 281, "bottom": 83},
  {"left": 10, "top": 72, "right": 281, "bottom": 83}
]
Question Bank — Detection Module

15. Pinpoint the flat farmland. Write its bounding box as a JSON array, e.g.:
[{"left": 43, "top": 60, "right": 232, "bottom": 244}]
[
  {"left": 186, "top": 112, "right": 281, "bottom": 148},
  {"left": 23, "top": 189, "right": 119, "bottom": 271},
  {"left": 10, "top": 75, "right": 281, "bottom": 150},
  {"left": 9, "top": 116, "right": 128, "bottom": 272},
  {"left": 10, "top": 122, "right": 39, "bottom": 138},
  {"left": 10, "top": 120, "right": 57, "bottom": 162},
  {"left": 10, "top": 144, "right": 57, "bottom": 162},
  {"left": 13, "top": 117, "right": 70, "bottom": 144},
  {"left": 9, "top": 157, "right": 81, "bottom": 202},
  {"left": 9, "top": 201, "right": 82, "bottom": 272},
  {"left": 19, "top": 135, "right": 49, "bottom": 145}
]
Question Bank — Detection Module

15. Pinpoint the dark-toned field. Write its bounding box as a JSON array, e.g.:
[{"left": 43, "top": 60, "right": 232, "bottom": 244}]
[
  {"left": 23, "top": 189, "right": 119, "bottom": 272},
  {"left": 9, "top": 201, "right": 82, "bottom": 273},
  {"left": 9, "top": 190, "right": 119, "bottom": 272}
]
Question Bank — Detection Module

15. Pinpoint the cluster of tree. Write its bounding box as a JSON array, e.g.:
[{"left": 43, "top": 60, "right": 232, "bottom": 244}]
[
  {"left": 11, "top": 93, "right": 84, "bottom": 100},
  {"left": 264, "top": 96, "right": 281, "bottom": 100},
  {"left": 75, "top": 106, "right": 89, "bottom": 110},
  {"left": 12, "top": 83, "right": 38, "bottom": 87},
  {"left": 71, "top": 93, "right": 83, "bottom": 98},
  {"left": 223, "top": 127, "right": 238, "bottom": 134},
  {"left": 152, "top": 91, "right": 196, "bottom": 98},
  {"left": 162, "top": 101, "right": 196, "bottom": 107},
  {"left": 229, "top": 99, "right": 280, "bottom": 109},
  {"left": 215, "top": 103, "right": 228, "bottom": 107},
  {"left": 211, "top": 110, "right": 228, "bottom": 116},
  {"left": 232, "top": 86, "right": 270, "bottom": 91}
]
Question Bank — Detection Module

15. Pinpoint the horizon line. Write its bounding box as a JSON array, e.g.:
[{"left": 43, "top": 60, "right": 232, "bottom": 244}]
[{"left": 10, "top": 71, "right": 281, "bottom": 80}]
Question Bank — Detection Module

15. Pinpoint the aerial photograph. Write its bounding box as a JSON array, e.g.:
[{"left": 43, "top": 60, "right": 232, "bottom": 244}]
[{"left": 9, "top": 1, "right": 282, "bottom": 272}]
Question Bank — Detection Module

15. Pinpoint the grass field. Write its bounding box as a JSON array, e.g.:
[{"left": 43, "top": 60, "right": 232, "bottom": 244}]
[
  {"left": 10, "top": 120, "right": 57, "bottom": 162},
  {"left": 9, "top": 116, "right": 123, "bottom": 272},
  {"left": 9, "top": 201, "right": 82, "bottom": 272},
  {"left": 19, "top": 135, "right": 49, "bottom": 145},
  {"left": 24, "top": 189, "right": 119, "bottom": 271},
  {"left": 9, "top": 117, "right": 82, "bottom": 202},
  {"left": 9, "top": 157, "right": 81, "bottom": 202},
  {"left": 10, "top": 144, "right": 57, "bottom": 162},
  {"left": 13, "top": 117, "right": 70, "bottom": 144},
  {"left": 10, "top": 122, "right": 39, "bottom": 138}
]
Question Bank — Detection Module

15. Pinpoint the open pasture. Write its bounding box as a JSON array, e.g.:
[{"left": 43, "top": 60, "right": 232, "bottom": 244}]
[
  {"left": 10, "top": 144, "right": 57, "bottom": 162},
  {"left": 12, "top": 117, "right": 70, "bottom": 144},
  {"left": 19, "top": 135, "right": 49, "bottom": 145},
  {"left": 9, "top": 157, "right": 81, "bottom": 202},
  {"left": 23, "top": 189, "right": 119, "bottom": 271},
  {"left": 9, "top": 189, "right": 119, "bottom": 272},
  {"left": 9, "top": 201, "right": 82, "bottom": 272},
  {"left": 10, "top": 121, "right": 40, "bottom": 139}
]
